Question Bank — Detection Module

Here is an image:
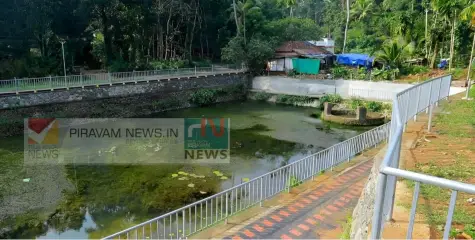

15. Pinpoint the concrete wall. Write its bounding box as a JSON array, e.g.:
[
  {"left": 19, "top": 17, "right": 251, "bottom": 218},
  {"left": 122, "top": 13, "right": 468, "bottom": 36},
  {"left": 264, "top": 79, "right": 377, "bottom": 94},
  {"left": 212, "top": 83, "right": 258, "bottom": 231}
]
[
  {"left": 350, "top": 147, "right": 387, "bottom": 240},
  {"left": 0, "top": 73, "right": 249, "bottom": 137},
  {"left": 252, "top": 76, "right": 413, "bottom": 101}
]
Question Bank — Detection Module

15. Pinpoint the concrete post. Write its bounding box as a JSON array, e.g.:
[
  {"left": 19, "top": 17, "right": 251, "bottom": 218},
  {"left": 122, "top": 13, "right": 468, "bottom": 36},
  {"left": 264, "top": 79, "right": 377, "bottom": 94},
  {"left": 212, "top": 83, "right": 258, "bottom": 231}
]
[
  {"left": 427, "top": 103, "right": 434, "bottom": 132},
  {"left": 356, "top": 106, "right": 367, "bottom": 121},
  {"left": 323, "top": 102, "right": 333, "bottom": 116},
  {"left": 15, "top": 77, "right": 18, "bottom": 94},
  {"left": 195, "top": 66, "right": 197, "bottom": 76},
  {"left": 49, "top": 76, "right": 53, "bottom": 90}
]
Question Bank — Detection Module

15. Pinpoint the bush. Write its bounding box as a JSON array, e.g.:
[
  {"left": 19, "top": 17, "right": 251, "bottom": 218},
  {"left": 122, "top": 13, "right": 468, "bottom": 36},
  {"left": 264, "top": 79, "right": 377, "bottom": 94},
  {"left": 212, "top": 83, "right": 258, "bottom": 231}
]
[
  {"left": 371, "top": 68, "right": 399, "bottom": 81},
  {"left": 331, "top": 66, "right": 350, "bottom": 78},
  {"left": 149, "top": 60, "right": 186, "bottom": 70},
  {"left": 275, "top": 94, "right": 312, "bottom": 105},
  {"left": 401, "top": 65, "right": 430, "bottom": 75},
  {"left": 319, "top": 94, "right": 342, "bottom": 108},
  {"left": 108, "top": 59, "right": 132, "bottom": 72},
  {"left": 253, "top": 92, "right": 273, "bottom": 101},
  {"left": 366, "top": 101, "right": 383, "bottom": 112},
  {"left": 189, "top": 89, "right": 218, "bottom": 106},
  {"left": 349, "top": 98, "right": 364, "bottom": 109}
]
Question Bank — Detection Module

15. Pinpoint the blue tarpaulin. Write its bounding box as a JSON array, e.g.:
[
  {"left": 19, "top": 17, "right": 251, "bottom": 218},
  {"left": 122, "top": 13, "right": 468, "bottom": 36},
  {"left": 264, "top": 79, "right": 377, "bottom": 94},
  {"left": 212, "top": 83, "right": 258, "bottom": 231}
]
[{"left": 336, "top": 53, "right": 374, "bottom": 67}]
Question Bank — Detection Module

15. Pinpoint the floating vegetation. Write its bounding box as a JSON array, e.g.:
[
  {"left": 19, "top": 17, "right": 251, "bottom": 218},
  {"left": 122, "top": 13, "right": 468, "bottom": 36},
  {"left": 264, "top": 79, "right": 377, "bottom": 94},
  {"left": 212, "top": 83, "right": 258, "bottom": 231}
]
[
  {"left": 199, "top": 191, "right": 207, "bottom": 194},
  {"left": 242, "top": 177, "right": 250, "bottom": 182},
  {"left": 220, "top": 176, "right": 228, "bottom": 180},
  {"left": 171, "top": 174, "right": 178, "bottom": 178},
  {"left": 187, "top": 183, "right": 195, "bottom": 188},
  {"left": 213, "top": 170, "right": 223, "bottom": 177},
  {"left": 178, "top": 177, "right": 189, "bottom": 181},
  {"left": 178, "top": 171, "right": 188, "bottom": 176}
]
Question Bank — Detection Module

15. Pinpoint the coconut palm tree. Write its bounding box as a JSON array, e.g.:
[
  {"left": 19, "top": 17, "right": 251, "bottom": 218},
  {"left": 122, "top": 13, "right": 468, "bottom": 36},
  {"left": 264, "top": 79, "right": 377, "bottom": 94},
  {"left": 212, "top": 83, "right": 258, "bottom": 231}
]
[
  {"left": 277, "top": 0, "right": 297, "bottom": 17},
  {"left": 461, "top": 1, "right": 475, "bottom": 98},
  {"left": 351, "top": 0, "right": 374, "bottom": 21},
  {"left": 376, "top": 38, "right": 414, "bottom": 70}
]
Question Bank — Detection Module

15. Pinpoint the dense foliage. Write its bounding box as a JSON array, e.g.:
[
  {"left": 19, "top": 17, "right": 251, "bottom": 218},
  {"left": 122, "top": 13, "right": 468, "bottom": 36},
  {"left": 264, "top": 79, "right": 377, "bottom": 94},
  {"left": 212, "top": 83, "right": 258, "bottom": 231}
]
[{"left": 1, "top": 0, "right": 475, "bottom": 79}]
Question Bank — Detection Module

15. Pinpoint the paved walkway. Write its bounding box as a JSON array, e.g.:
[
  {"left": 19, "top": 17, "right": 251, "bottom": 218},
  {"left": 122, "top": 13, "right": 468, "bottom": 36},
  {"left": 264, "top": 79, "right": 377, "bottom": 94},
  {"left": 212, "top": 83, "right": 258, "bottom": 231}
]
[{"left": 192, "top": 151, "right": 380, "bottom": 240}]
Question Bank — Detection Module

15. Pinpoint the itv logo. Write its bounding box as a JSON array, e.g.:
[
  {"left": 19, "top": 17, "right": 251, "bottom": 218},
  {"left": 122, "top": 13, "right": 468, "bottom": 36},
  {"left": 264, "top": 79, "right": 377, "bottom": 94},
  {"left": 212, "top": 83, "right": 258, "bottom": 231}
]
[{"left": 184, "top": 118, "right": 230, "bottom": 162}]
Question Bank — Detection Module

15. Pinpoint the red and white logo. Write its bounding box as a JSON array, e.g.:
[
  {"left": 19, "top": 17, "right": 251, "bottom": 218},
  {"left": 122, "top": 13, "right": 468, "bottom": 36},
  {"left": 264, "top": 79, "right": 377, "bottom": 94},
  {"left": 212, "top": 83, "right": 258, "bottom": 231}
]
[{"left": 27, "top": 118, "right": 59, "bottom": 144}]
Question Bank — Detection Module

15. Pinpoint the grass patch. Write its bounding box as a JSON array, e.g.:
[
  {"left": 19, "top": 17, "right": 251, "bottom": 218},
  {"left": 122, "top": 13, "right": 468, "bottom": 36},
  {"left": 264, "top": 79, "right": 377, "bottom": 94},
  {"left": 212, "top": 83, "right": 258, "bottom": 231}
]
[
  {"left": 340, "top": 215, "right": 352, "bottom": 239},
  {"left": 402, "top": 88, "right": 475, "bottom": 237}
]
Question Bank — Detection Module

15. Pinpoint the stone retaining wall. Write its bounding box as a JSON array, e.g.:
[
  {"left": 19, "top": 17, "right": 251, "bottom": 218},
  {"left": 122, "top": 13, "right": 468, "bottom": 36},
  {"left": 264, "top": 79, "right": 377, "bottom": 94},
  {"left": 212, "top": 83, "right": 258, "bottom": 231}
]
[
  {"left": 350, "top": 146, "right": 387, "bottom": 240},
  {"left": 0, "top": 73, "right": 250, "bottom": 137}
]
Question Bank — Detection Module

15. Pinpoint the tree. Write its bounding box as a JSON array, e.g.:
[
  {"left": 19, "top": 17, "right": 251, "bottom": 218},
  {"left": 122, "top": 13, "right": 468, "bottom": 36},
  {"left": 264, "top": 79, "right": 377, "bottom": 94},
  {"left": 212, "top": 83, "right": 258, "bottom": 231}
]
[
  {"left": 343, "top": 0, "right": 350, "bottom": 53},
  {"left": 277, "top": 0, "right": 297, "bottom": 17},
  {"left": 461, "top": 1, "right": 475, "bottom": 97},
  {"left": 376, "top": 38, "right": 414, "bottom": 70}
]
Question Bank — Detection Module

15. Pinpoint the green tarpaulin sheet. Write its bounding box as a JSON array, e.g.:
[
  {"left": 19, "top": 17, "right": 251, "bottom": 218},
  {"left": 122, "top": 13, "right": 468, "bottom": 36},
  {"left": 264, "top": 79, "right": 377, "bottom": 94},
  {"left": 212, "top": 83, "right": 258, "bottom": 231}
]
[{"left": 292, "top": 58, "right": 320, "bottom": 74}]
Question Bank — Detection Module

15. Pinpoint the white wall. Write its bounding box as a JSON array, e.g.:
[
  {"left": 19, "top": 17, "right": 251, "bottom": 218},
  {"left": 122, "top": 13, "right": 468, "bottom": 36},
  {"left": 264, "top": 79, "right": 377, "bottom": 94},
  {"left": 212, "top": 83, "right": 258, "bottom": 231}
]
[{"left": 252, "top": 76, "right": 415, "bottom": 102}]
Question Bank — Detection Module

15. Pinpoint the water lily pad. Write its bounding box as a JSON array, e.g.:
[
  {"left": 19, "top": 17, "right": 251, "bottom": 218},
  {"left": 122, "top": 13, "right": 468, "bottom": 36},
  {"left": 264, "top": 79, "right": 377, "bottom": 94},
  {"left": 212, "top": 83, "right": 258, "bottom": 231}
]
[
  {"left": 213, "top": 170, "right": 223, "bottom": 176},
  {"left": 178, "top": 177, "right": 189, "bottom": 181},
  {"left": 199, "top": 191, "right": 207, "bottom": 194},
  {"left": 178, "top": 171, "right": 188, "bottom": 176},
  {"left": 187, "top": 183, "right": 195, "bottom": 188},
  {"left": 242, "top": 177, "right": 250, "bottom": 182},
  {"left": 171, "top": 174, "right": 178, "bottom": 178},
  {"left": 220, "top": 176, "right": 228, "bottom": 180}
]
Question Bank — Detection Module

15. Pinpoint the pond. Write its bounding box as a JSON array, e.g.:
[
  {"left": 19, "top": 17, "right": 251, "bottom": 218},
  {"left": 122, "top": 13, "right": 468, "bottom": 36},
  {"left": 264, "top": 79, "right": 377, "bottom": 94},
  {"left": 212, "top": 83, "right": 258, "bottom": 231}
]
[{"left": 0, "top": 101, "right": 371, "bottom": 239}]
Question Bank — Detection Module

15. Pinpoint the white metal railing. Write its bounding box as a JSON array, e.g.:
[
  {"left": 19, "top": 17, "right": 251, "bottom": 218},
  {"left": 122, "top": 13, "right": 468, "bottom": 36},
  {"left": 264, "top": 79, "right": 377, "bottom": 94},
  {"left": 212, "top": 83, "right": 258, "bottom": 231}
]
[
  {"left": 0, "top": 65, "right": 244, "bottom": 94},
  {"left": 102, "top": 122, "right": 391, "bottom": 239},
  {"left": 371, "top": 75, "right": 475, "bottom": 239}
]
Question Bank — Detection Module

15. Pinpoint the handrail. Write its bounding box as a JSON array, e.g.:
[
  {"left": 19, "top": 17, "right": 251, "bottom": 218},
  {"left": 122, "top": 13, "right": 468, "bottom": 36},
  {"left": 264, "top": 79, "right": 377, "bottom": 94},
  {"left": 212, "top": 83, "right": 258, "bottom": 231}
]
[
  {"left": 381, "top": 167, "right": 475, "bottom": 194},
  {"left": 370, "top": 74, "right": 475, "bottom": 240},
  {"left": 102, "top": 120, "right": 391, "bottom": 239},
  {"left": 0, "top": 65, "right": 245, "bottom": 94}
]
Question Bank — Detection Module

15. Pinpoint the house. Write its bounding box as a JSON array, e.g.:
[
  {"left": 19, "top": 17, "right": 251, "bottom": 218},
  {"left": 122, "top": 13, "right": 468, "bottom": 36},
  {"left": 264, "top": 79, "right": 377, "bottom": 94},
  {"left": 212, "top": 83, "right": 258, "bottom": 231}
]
[{"left": 267, "top": 41, "right": 335, "bottom": 73}]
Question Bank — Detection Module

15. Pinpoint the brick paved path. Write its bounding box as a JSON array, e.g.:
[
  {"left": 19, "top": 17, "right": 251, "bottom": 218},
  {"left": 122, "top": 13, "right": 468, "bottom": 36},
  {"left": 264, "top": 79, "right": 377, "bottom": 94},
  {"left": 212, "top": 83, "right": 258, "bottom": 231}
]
[{"left": 222, "top": 160, "right": 373, "bottom": 239}]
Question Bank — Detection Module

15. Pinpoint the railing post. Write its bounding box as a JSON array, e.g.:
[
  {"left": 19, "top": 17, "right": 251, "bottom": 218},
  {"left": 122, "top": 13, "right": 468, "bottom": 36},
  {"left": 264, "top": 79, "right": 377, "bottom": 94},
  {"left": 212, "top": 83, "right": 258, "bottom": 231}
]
[
  {"left": 108, "top": 72, "right": 112, "bottom": 86},
  {"left": 133, "top": 70, "right": 136, "bottom": 83},
  {"left": 436, "top": 77, "right": 443, "bottom": 106},
  {"left": 371, "top": 173, "right": 388, "bottom": 239},
  {"left": 427, "top": 103, "right": 434, "bottom": 132},
  {"left": 225, "top": 192, "right": 229, "bottom": 224},
  {"left": 195, "top": 66, "right": 197, "bottom": 76},
  {"left": 65, "top": 76, "right": 68, "bottom": 89},
  {"left": 15, "top": 77, "right": 18, "bottom": 94},
  {"left": 426, "top": 81, "right": 433, "bottom": 114},
  {"left": 384, "top": 136, "right": 402, "bottom": 221},
  {"left": 259, "top": 178, "right": 263, "bottom": 207},
  {"left": 414, "top": 86, "right": 421, "bottom": 121},
  {"left": 49, "top": 76, "right": 53, "bottom": 91},
  {"left": 211, "top": 65, "right": 214, "bottom": 74},
  {"left": 330, "top": 147, "right": 335, "bottom": 171},
  {"left": 287, "top": 167, "right": 291, "bottom": 193},
  {"left": 80, "top": 74, "right": 83, "bottom": 88}
]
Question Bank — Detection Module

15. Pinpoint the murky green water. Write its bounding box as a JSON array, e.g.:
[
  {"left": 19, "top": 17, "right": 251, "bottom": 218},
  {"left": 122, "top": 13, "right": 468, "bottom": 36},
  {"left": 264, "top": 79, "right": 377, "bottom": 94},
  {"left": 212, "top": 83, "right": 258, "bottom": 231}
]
[{"left": 0, "top": 101, "right": 369, "bottom": 239}]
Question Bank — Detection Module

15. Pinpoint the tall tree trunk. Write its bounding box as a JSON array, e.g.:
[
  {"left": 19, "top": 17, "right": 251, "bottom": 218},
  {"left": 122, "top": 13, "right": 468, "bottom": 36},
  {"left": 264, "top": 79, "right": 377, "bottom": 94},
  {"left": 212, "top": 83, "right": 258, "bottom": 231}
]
[
  {"left": 430, "top": 41, "right": 438, "bottom": 68},
  {"left": 165, "top": 7, "right": 172, "bottom": 60},
  {"left": 449, "top": 10, "right": 457, "bottom": 71},
  {"left": 189, "top": 2, "right": 198, "bottom": 61},
  {"left": 232, "top": 0, "right": 240, "bottom": 35},
  {"left": 101, "top": 7, "right": 113, "bottom": 65},
  {"left": 343, "top": 0, "right": 350, "bottom": 53},
  {"left": 243, "top": 12, "right": 246, "bottom": 45},
  {"left": 290, "top": 6, "right": 293, "bottom": 17},
  {"left": 465, "top": 32, "right": 475, "bottom": 98},
  {"left": 425, "top": 9, "right": 429, "bottom": 59}
]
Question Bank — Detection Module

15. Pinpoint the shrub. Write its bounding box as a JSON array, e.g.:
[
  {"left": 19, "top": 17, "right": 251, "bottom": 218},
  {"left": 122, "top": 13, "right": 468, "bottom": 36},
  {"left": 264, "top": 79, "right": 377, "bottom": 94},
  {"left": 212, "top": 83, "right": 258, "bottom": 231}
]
[
  {"left": 276, "top": 95, "right": 312, "bottom": 105},
  {"left": 149, "top": 60, "right": 186, "bottom": 70},
  {"left": 331, "top": 65, "right": 350, "bottom": 78},
  {"left": 253, "top": 92, "right": 273, "bottom": 101},
  {"left": 287, "top": 69, "right": 298, "bottom": 77},
  {"left": 401, "top": 65, "right": 430, "bottom": 75},
  {"left": 349, "top": 98, "right": 364, "bottom": 109},
  {"left": 108, "top": 59, "right": 132, "bottom": 72},
  {"left": 319, "top": 94, "right": 342, "bottom": 108},
  {"left": 189, "top": 89, "right": 218, "bottom": 106},
  {"left": 366, "top": 101, "right": 383, "bottom": 112}
]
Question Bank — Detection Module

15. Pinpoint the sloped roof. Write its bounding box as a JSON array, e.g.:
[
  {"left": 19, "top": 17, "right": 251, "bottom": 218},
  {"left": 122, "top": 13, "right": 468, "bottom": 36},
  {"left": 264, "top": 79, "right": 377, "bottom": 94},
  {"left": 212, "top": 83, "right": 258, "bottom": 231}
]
[{"left": 275, "top": 41, "right": 334, "bottom": 56}]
